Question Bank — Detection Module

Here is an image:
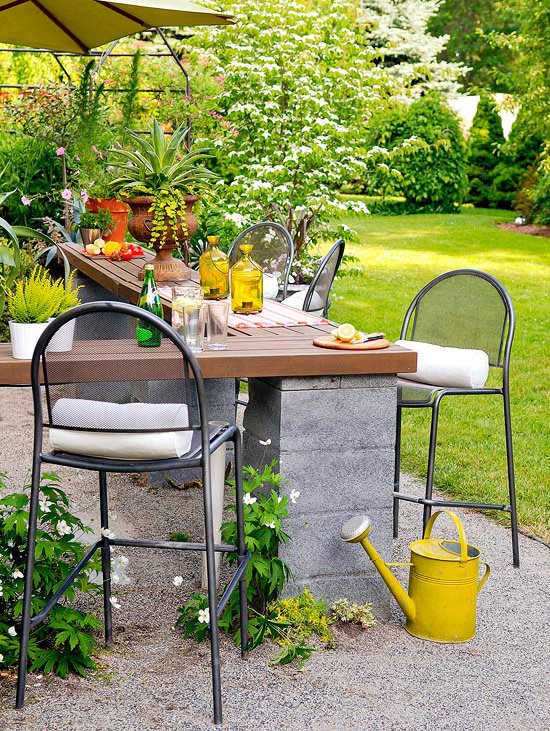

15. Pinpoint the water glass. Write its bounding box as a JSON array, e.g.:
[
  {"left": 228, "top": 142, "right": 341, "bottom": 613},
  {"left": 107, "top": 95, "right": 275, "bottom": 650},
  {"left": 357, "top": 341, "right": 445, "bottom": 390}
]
[
  {"left": 172, "top": 297, "right": 207, "bottom": 352},
  {"left": 207, "top": 299, "right": 229, "bottom": 351}
]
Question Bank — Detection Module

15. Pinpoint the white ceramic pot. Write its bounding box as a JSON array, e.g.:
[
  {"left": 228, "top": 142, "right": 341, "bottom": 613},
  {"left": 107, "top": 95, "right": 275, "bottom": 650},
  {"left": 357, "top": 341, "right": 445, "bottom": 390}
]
[
  {"left": 9, "top": 321, "right": 50, "bottom": 360},
  {"left": 47, "top": 318, "right": 76, "bottom": 353}
]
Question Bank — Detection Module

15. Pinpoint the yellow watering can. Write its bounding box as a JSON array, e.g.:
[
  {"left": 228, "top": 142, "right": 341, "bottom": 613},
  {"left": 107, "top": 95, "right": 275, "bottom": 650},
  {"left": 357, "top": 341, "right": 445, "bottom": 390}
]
[{"left": 341, "top": 510, "right": 490, "bottom": 643}]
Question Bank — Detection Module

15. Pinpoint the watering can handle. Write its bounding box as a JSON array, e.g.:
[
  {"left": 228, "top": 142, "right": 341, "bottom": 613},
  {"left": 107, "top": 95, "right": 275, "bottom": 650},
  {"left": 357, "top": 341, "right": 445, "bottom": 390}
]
[
  {"left": 423, "top": 510, "right": 468, "bottom": 562},
  {"left": 478, "top": 562, "right": 491, "bottom": 593}
]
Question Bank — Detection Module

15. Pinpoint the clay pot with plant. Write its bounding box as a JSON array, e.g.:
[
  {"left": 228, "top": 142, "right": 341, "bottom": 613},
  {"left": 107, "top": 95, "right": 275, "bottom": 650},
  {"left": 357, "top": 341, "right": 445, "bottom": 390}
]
[
  {"left": 76, "top": 209, "right": 114, "bottom": 247},
  {"left": 109, "top": 120, "right": 217, "bottom": 281}
]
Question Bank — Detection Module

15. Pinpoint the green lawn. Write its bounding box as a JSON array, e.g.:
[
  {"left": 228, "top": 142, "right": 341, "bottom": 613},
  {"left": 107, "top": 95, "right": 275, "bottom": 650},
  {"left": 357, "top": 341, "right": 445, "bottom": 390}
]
[{"left": 327, "top": 207, "right": 549, "bottom": 540}]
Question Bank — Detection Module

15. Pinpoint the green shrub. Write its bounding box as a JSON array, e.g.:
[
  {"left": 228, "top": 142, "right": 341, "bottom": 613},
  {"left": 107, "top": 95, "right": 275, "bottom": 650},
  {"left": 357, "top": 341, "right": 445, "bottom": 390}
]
[
  {"left": 491, "top": 107, "right": 545, "bottom": 209},
  {"left": 0, "top": 472, "right": 101, "bottom": 677},
  {"left": 528, "top": 145, "right": 550, "bottom": 225},
  {"left": 366, "top": 93, "right": 467, "bottom": 212},
  {"left": 466, "top": 94, "right": 505, "bottom": 208}
]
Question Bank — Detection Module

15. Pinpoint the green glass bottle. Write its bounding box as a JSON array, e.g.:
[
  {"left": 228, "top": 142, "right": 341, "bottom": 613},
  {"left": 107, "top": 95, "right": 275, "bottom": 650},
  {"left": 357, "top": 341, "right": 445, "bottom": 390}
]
[{"left": 136, "top": 264, "right": 163, "bottom": 347}]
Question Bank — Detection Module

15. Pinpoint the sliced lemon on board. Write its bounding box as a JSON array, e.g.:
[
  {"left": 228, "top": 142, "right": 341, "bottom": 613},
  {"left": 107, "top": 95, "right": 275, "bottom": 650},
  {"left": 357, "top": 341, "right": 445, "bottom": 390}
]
[{"left": 336, "top": 323, "right": 356, "bottom": 342}]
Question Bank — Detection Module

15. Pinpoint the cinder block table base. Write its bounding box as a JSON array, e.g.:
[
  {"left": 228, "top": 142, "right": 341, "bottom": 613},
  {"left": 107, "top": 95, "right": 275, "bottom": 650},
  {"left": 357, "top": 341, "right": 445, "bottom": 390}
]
[{"left": 244, "top": 375, "right": 397, "bottom": 616}]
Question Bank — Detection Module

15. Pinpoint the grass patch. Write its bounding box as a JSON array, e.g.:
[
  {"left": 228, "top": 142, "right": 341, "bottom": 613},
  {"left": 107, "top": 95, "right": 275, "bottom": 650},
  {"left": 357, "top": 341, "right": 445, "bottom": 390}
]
[{"left": 327, "top": 206, "right": 549, "bottom": 539}]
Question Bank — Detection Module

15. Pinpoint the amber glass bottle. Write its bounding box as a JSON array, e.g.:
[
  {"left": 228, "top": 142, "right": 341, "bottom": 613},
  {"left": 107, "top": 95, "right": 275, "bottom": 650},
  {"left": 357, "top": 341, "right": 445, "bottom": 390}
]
[
  {"left": 199, "top": 235, "right": 229, "bottom": 300},
  {"left": 230, "top": 244, "right": 263, "bottom": 314}
]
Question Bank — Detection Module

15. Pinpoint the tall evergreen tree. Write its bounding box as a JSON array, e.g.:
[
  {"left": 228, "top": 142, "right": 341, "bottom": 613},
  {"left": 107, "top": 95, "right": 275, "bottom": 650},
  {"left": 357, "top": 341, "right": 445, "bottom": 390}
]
[
  {"left": 466, "top": 94, "right": 505, "bottom": 207},
  {"left": 361, "top": 0, "right": 465, "bottom": 96}
]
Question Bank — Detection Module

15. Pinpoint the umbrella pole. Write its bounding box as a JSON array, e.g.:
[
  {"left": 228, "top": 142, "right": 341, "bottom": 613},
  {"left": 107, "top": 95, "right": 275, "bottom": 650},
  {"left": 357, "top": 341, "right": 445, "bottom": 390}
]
[{"left": 156, "top": 26, "right": 192, "bottom": 149}]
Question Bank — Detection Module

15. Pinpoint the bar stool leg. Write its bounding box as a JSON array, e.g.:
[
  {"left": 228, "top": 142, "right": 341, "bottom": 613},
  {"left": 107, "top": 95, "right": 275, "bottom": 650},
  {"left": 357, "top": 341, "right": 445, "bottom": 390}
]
[
  {"left": 99, "top": 471, "right": 113, "bottom": 645},
  {"left": 15, "top": 458, "right": 41, "bottom": 709},
  {"left": 423, "top": 399, "right": 441, "bottom": 533},
  {"left": 503, "top": 389, "right": 520, "bottom": 567},
  {"left": 202, "top": 454, "right": 223, "bottom": 724},
  {"left": 233, "top": 431, "right": 249, "bottom": 657},
  {"left": 393, "top": 405, "right": 402, "bottom": 538}
]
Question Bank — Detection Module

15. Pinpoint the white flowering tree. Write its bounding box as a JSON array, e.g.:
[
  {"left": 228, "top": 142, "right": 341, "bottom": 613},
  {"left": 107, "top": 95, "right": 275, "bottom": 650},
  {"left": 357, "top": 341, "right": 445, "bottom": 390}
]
[
  {"left": 185, "top": 0, "right": 399, "bottom": 255},
  {"left": 360, "top": 0, "right": 466, "bottom": 96}
]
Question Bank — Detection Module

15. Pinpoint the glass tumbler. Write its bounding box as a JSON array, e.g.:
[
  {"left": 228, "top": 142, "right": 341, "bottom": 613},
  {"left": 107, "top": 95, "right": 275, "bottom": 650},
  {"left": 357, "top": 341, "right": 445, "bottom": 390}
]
[
  {"left": 207, "top": 299, "right": 229, "bottom": 350},
  {"left": 172, "top": 295, "right": 207, "bottom": 353}
]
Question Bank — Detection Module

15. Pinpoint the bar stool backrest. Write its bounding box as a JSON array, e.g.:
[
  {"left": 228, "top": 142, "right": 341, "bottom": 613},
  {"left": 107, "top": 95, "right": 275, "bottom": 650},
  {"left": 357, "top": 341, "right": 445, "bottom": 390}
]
[
  {"left": 229, "top": 222, "right": 294, "bottom": 298},
  {"left": 303, "top": 239, "right": 345, "bottom": 317},
  {"left": 401, "top": 269, "right": 515, "bottom": 370},
  {"left": 30, "top": 301, "right": 209, "bottom": 445}
]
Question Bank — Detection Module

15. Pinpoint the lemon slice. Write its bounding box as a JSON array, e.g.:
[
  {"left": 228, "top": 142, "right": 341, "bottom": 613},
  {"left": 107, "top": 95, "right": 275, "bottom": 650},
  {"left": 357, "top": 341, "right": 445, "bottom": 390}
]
[{"left": 336, "top": 323, "right": 356, "bottom": 342}]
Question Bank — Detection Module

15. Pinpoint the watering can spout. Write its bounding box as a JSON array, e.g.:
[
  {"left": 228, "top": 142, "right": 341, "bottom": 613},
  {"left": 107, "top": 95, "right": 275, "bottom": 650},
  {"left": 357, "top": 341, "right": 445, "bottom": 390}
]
[{"left": 340, "top": 515, "right": 416, "bottom": 622}]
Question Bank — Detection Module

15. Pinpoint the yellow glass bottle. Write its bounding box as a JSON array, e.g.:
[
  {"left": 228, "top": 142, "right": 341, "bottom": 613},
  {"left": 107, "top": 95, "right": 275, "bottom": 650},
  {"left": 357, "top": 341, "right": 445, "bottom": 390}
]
[
  {"left": 199, "top": 235, "right": 229, "bottom": 300},
  {"left": 230, "top": 244, "right": 263, "bottom": 314}
]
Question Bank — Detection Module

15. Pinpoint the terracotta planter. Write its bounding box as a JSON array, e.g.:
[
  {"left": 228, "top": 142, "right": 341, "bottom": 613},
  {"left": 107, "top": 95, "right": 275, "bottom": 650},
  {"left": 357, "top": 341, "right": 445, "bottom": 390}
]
[
  {"left": 124, "top": 194, "right": 199, "bottom": 282},
  {"left": 86, "top": 198, "right": 130, "bottom": 243}
]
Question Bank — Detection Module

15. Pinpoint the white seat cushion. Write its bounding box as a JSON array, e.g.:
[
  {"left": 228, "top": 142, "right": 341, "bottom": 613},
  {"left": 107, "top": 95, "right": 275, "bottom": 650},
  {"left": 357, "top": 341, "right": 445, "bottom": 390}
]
[
  {"left": 282, "top": 290, "right": 324, "bottom": 316},
  {"left": 395, "top": 340, "right": 490, "bottom": 389},
  {"left": 49, "top": 400, "right": 192, "bottom": 460}
]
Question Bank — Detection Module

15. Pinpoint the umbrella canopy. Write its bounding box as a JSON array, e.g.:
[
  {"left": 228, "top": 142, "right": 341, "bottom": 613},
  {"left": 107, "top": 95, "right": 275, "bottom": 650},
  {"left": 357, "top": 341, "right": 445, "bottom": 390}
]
[{"left": 0, "top": 0, "right": 234, "bottom": 54}]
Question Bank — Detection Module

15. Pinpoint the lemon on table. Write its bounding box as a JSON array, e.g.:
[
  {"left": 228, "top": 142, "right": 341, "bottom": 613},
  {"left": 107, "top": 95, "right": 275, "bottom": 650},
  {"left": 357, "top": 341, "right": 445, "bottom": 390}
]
[{"left": 336, "top": 323, "right": 356, "bottom": 342}]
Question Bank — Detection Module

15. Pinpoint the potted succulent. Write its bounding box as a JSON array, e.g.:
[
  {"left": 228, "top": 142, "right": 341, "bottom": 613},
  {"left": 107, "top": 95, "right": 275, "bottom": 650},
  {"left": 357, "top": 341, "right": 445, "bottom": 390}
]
[
  {"left": 8, "top": 266, "right": 81, "bottom": 359},
  {"left": 76, "top": 209, "right": 114, "bottom": 247},
  {"left": 109, "top": 119, "right": 217, "bottom": 281}
]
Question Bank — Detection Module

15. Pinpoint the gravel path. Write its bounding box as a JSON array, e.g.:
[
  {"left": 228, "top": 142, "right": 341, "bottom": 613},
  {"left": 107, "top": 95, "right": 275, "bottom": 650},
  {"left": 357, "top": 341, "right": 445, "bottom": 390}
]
[{"left": 0, "top": 387, "right": 549, "bottom": 731}]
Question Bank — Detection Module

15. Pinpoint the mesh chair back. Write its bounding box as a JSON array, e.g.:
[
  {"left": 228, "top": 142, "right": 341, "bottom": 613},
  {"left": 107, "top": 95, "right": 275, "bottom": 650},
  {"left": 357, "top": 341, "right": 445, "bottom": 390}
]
[
  {"left": 303, "top": 239, "right": 345, "bottom": 316},
  {"left": 229, "top": 222, "right": 294, "bottom": 298},
  {"left": 403, "top": 270, "right": 514, "bottom": 368},
  {"left": 32, "top": 302, "right": 206, "bottom": 441}
]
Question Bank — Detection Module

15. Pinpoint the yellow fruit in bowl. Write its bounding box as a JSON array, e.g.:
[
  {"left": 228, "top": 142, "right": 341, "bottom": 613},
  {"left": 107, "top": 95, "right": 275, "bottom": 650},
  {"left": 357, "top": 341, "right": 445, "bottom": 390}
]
[{"left": 336, "top": 323, "right": 356, "bottom": 342}]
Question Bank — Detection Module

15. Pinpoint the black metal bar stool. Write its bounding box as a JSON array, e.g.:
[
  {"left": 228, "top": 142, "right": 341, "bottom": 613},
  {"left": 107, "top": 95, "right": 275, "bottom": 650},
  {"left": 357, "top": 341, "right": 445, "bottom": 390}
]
[
  {"left": 393, "top": 269, "right": 519, "bottom": 567},
  {"left": 15, "top": 301, "right": 250, "bottom": 724}
]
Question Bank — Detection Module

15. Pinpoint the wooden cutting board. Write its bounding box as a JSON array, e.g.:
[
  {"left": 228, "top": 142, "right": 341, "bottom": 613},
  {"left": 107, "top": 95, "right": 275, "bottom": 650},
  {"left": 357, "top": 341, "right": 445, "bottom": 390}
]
[{"left": 313, "top": 336, "right": 390, "bottom": 351}]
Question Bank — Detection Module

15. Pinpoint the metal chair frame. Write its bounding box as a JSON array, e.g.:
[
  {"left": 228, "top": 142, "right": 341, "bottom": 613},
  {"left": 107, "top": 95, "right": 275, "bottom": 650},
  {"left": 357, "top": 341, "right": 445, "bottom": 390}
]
[
  {"left": 303, "top": 239, "right": 345, "bottom": 317},
  {"left": 15, "top": 301, "right": 250, "bottom": 725},
  {"left": 229, "top": 221, "right": 294, "bottom": 299},
  {"left": 393, "top": 269, "right": 519, "bottom": 567}
]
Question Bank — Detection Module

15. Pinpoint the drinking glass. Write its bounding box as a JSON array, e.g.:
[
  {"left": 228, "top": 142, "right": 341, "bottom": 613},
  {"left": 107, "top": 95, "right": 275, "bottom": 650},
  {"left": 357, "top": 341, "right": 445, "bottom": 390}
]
[
  {"left": 172, "top": 294, "right": 207, "bottom": 352},
  {"left": 207, "top": 299, "right": 229, "bottom": 351}
]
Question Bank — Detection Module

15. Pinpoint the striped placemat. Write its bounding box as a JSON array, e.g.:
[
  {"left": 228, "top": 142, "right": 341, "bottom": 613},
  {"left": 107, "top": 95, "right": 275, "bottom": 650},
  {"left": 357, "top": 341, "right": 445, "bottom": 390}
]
[{"left": 159, "top": 287, "right": 329, "bottom": 329}]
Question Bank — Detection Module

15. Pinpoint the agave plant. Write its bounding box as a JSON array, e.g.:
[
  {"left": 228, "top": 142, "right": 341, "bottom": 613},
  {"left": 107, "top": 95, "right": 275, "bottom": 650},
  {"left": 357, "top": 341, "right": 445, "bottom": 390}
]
[{"left": 109, "top": 119, "right": 218, "bottom": 197}]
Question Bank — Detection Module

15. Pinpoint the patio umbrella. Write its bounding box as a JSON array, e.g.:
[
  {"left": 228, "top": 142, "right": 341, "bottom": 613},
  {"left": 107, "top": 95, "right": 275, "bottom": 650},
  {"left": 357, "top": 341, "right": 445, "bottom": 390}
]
[{"left": 0, "top": 0, "right": 234, "bottom": 54}]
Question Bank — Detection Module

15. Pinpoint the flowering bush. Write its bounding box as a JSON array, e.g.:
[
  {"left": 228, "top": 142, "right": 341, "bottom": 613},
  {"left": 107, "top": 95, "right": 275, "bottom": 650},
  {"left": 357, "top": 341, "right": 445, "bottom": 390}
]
[
  {"left": 184, "top": 0, "right": 399, "bottom": 249},
  {"left": 0, "top": 473, "right": 101, "bottom": 677}
]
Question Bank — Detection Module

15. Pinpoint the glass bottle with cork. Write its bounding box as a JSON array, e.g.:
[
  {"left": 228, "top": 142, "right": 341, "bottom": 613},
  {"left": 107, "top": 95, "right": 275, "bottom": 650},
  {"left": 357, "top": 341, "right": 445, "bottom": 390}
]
[
  {"left": 230, "top": 244, "right": 263, "bottom": 314},
  {"left": 199, "top": 235, "right": 229, "bottom": 300},
  {"left": 136, "top": 263, "right": 163, "bottom": 347}
]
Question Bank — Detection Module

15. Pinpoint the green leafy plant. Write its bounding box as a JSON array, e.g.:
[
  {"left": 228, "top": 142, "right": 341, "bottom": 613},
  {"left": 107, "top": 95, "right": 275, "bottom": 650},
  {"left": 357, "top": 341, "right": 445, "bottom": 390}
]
[
  {"left": 76, "top": 209, "right": 114, "bottom": 233},
  {"left": 330, "top": 598, "right": 376, "bottom": 629},
  {"left": 110, "top": 119, "right": 218, "bottom": 250},
  {"left": 176, "top": 462, "right": 335, "bottom": 667},
  {"left": 0, "top": 472, "right": 101, "bottom": 677},
  {"left": 7, "top": 265, "right": 80, "bottom": 324}
]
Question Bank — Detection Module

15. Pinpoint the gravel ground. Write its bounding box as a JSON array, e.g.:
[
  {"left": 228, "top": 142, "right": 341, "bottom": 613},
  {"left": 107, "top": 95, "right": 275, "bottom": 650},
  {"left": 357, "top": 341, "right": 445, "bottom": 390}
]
[{"left": 0, "top": 386, "right": 549, "bottom": 731}]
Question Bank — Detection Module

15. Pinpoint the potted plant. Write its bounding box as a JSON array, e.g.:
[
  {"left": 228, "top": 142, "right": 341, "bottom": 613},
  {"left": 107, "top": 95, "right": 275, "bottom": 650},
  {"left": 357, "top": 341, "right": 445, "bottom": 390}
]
[
  {"left": 47, "top": 270, "right": 82, "bottom": 352},
  {"left": 8, "top": 266, "right": 81, "bottom": 359},
  {"left": 109, "top": 119, "right": 217, "bottom": 281},
  {"left": 76, "top": 209, "right": 114, "bottom": 247}
]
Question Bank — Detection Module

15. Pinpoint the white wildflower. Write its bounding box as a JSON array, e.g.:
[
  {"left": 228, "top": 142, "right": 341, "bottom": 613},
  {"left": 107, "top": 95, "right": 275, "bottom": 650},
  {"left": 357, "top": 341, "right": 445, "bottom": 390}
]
[
  {"left": 56, "top": 520, "right": 71, "bottom": 536},
  {"left": 109, "top": 596, "right": 121, "bottom": 610},
  {"left": 289, "top": 490, "right": 301, "bottom": 504},
  {"left": 12, "top": 569, "right": 24, "bottom": 579},
  {"left": 264, "top": 521, "right": 276, "bottom": 529},
  {"left": 101, "top": 527, "right": 115, "bottom": 539},
  {"left": 243, "top": 493, "right": 257, "bottom": 506},
  {"left": 198, "top": 608, "right": 210, "bottom": 624},
  {"left": 259, "top": 438, "right": 271, "bottom": 446},
  {"left": 8, "top": 626, "right": 17, "bottom": 637},
  {"left": 173, "top": 576, "right": 184, "bottom": 587},
  {"left": 0, "top": 654, "right": 4, "bottom": 663},
  {"left": 39, "top": 497, "right": 52, "bottom": 513}
]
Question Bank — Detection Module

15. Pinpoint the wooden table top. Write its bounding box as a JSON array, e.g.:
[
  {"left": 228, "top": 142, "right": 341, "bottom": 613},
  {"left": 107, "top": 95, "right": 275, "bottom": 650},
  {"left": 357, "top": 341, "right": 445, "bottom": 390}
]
[{"left": 0, "top": 242, "right": 417, "bottom": 385}]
